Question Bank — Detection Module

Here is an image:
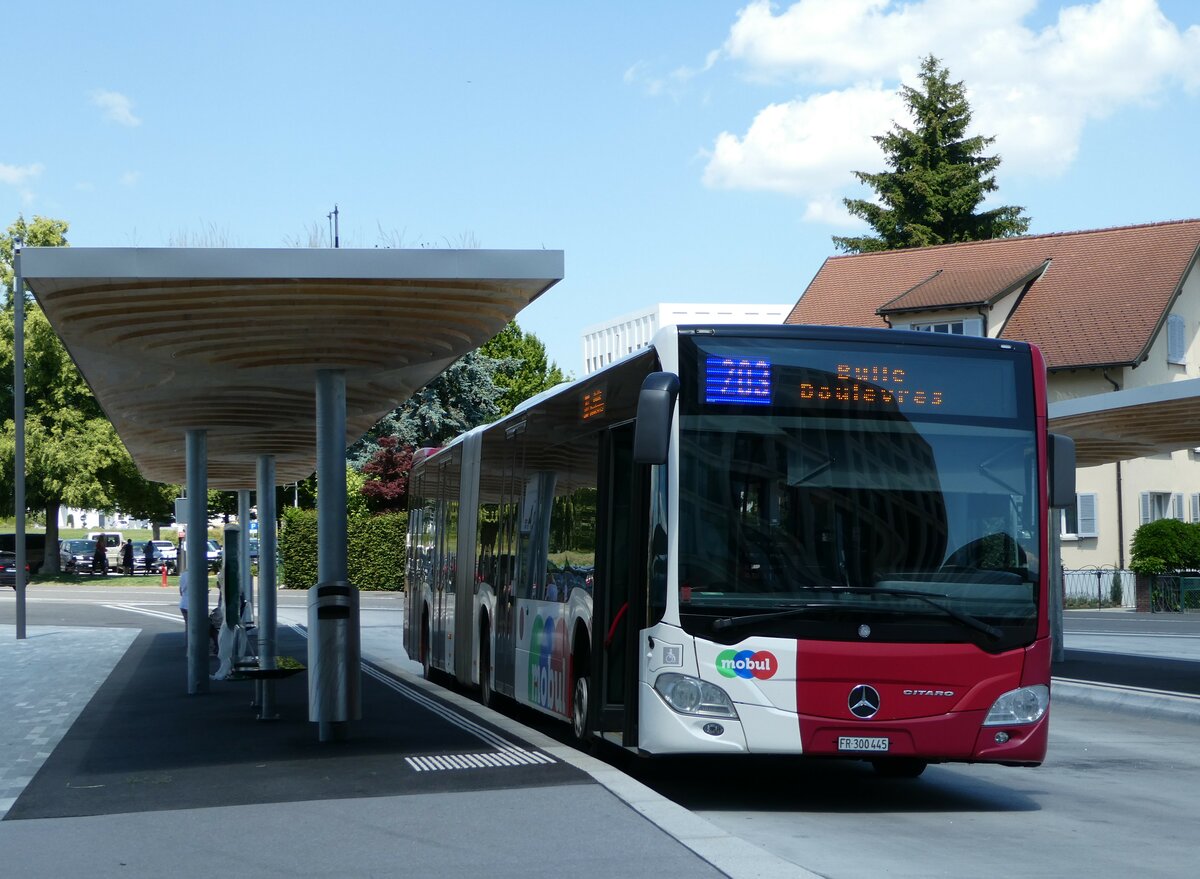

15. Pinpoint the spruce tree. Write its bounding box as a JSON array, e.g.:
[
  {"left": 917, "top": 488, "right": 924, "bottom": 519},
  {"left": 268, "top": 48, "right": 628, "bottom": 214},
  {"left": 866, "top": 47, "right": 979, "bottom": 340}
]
[{"left": 833, "top": 55, "right": 1030, "bottom": 254}]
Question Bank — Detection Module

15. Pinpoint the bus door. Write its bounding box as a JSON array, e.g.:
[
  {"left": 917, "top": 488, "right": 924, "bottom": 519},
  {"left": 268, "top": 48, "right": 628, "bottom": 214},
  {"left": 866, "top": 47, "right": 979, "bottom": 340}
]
[
  {"left": 592, "top": 421, "right": 648, "bottom": 747},
  {"left": 492, "top": 421, "right": 526, "bottom": 698}
]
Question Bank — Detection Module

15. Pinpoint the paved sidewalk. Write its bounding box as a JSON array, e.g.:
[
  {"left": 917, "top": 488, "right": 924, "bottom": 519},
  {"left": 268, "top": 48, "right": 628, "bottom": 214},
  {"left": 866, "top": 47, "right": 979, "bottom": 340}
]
[{"left": 0, "top": 616, "right": 817, "bottom": 879}]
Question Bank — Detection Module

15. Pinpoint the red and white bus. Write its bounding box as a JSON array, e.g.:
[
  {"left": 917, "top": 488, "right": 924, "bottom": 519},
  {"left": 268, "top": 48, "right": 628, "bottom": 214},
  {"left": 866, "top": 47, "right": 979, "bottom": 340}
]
[{"left": 405, "top": 324, "right": 1075, "bottom": 776}]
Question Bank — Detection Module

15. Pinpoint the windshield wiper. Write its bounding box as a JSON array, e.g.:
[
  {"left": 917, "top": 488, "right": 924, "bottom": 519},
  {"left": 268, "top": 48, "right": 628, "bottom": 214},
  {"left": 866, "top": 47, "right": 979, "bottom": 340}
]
[
  {"left": 710, "top": 587, "right": 1002, "bottom": 640},
  {"left": 712, "top": 602, "right": 840, "bottom": 632}
]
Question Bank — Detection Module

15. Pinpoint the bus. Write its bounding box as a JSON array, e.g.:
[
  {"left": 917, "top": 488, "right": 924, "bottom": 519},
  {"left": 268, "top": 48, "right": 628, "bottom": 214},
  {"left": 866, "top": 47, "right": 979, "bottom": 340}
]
[{"left": 404, "top": 324, "right": 1076, "bottom": 776}]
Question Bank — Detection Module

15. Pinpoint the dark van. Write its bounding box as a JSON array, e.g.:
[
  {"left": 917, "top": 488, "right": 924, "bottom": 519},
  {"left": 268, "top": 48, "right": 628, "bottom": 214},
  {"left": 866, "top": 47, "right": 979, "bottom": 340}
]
[{"left": 0, "top": 533, "right": 46, "bottom": 574}]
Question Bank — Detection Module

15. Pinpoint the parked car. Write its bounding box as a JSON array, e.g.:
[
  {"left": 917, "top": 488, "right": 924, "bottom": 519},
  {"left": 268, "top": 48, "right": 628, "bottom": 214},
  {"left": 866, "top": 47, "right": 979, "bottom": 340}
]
[
  {"left": 86, "top": 531, "right": 123, "bottom": 570},
  {"left": 1, "top": 551, "right": 28, "bottom": 588},
  {"left": 206, "top": 539, "right": 222, "bottom": 572},
  {"left": 150, "top": 540, "right": 178, "bottom": 574},
  {"left": 59, "top": 538, "right": 98, "bottom": 574},
  {"left": 0, "top": 533, "right": 45, "bottom": 574}
]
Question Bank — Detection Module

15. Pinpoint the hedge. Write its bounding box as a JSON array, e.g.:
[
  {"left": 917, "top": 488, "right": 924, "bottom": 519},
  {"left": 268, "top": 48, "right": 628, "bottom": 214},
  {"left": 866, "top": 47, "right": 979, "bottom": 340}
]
[{"left": 279, "top": 507, "right": 407, "bottom": 591}]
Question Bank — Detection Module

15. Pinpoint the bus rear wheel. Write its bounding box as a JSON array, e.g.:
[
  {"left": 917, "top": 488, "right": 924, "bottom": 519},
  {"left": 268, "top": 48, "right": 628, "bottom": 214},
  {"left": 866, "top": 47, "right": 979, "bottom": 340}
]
[
  {"left": 479, "top": 622, "right": 494, "bottom": 708},
  {"left": 420, "top": 611, "right": 432, "bottom": 680},
  {"left": 571, "top": 674, "right": 590, "bottom": 743}
]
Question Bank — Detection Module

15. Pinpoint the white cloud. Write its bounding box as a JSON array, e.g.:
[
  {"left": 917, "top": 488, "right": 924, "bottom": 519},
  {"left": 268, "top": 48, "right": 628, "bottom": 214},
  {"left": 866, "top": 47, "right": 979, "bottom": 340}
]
[
  {"left": 703, "top": 0, "right": 1200, "bottom": 212},
  {"left": 91, "top": 89, "right": 142, "bottom": 127},
  {"left": 120, "top": 171, "right": 141, "bottom": 186},
  {"left": 0, "top": 161, "right": 44, "bottom": 186},
  {"left": 703, "top": 86, "right": 902, "bottom": 208}
]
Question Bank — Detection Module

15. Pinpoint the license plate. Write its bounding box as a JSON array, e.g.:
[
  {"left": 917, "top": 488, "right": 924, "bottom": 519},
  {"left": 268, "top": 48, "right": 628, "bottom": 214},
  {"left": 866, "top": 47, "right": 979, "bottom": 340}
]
[{"left": 838, "top": 736, "right": 889, "bottom": 752}]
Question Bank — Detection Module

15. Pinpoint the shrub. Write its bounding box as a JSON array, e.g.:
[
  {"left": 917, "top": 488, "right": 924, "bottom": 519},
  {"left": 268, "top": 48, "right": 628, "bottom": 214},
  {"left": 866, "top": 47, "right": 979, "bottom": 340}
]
[
  {"left": 1129, "top": 518, "right": 1200, "bottom": 575},
  {"left": 278, "top": 507, "right": 406, "bottom": 591}
]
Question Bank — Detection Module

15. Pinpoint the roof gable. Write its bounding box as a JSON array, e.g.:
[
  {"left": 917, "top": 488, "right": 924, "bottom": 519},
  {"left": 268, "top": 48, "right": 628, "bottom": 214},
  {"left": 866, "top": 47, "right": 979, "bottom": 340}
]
[{"left": 788, "top": 220, "right": 1200, "bottom": 369}]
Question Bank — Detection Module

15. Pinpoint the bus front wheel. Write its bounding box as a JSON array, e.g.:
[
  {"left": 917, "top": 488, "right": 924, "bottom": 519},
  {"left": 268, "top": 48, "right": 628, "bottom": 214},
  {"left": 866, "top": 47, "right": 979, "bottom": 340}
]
[{"left": 479, "top": 621, "right": 494, "bottom": 708}]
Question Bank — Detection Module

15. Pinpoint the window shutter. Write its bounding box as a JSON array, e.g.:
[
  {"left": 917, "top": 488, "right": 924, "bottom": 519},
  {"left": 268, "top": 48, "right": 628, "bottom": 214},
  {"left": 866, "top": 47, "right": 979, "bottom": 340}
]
[
  {"left": 1168, "top": 314, "right": 1186, "bottom": 364},
  {"left": 1140, "top": 493, "right": 1151, "bottom": 525},
  {"left": 1192, "top": 494, "right": 1200, "bottom": 523},
  {"left": 1077, "top": 494, "right": 1097, "bottom": 537},
  {"left": 1174, "top": 493, "right": 1186, "bottom": 521}
]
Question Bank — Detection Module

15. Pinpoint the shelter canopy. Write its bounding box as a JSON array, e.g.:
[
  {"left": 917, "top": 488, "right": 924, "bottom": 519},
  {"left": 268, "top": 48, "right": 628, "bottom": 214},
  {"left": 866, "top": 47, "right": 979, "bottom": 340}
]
[
  {"left": 1049, "top": 378, "right": 1200, "bottom": 467},
  {"left": 20, "top": 247, "right": 563, "bottom": 488}
]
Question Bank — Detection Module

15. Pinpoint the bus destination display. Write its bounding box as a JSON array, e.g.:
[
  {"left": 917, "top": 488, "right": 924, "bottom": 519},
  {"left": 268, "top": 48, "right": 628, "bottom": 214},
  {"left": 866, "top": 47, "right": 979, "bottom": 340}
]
[
  {"left": 696, "top": 341, "right": 1021, "bottom": 420},
  {"left": 705, "top": 357, "right": 773, "bottom": 405}
]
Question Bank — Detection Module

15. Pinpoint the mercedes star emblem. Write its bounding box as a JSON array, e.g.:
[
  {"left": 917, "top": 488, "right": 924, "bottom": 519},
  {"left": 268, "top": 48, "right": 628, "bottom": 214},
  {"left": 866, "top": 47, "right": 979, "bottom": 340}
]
[{"left": 848, "top": 684, "right": 881, "bottom": 719}]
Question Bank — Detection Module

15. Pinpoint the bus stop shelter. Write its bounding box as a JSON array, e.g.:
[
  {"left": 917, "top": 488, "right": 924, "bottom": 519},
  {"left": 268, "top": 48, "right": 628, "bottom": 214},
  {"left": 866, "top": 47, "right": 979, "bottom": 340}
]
[{"left": 13, "top": 246, "right": 563, "bottom": 739}]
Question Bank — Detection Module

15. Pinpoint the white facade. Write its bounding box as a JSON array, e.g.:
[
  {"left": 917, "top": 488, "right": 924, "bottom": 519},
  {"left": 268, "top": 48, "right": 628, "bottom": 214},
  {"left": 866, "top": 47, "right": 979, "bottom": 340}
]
[{"left": 581, "top": 303, "right": 791, "bottom": 376}]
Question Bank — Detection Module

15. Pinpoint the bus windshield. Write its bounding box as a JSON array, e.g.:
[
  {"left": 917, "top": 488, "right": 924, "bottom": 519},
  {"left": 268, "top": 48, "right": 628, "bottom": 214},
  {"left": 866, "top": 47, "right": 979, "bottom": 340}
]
[{"left": 676, "top": 333, "right": 1040, "bottom": 647}]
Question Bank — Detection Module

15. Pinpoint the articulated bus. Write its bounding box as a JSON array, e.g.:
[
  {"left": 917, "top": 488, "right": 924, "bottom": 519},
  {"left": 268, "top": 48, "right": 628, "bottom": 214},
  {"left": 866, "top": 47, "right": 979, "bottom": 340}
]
[{"left": 404, "top": 324, "right": 1075, "bottom": 776}]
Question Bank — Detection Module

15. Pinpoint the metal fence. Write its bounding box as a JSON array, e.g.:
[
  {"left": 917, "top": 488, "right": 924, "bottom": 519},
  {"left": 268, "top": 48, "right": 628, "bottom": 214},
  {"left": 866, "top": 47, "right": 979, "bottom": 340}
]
[{"left": 1063, "top": 568, "right": 1135, "bottom": 609}]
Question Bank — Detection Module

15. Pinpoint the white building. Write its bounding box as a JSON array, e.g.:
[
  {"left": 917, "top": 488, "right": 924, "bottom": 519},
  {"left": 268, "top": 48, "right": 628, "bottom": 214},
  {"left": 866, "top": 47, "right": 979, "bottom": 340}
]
[{"left": 581, "top": 302, "right": 791, "bottom": 376}]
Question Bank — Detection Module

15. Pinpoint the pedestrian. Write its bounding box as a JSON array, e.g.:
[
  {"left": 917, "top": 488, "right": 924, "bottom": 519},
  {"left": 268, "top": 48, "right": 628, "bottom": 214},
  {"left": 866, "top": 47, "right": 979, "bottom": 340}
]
[
  {"left": 121, "top": 539, "right": 134, "bottom": 575},
  {"left": 178, "top": 567, "right": 189, "bottom": 626},
  {"left": 92, "top": 536, "right": 107, "bottom": 576},
  {"left": 143, "top": 540, "right": 156, "bottom": 576}
]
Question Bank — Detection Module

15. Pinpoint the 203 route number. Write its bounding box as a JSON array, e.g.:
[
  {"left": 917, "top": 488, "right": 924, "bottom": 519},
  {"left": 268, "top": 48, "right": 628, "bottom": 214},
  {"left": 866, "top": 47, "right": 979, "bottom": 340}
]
[{"left": 838, "top": 736, "right": 889, "bottom": 752}]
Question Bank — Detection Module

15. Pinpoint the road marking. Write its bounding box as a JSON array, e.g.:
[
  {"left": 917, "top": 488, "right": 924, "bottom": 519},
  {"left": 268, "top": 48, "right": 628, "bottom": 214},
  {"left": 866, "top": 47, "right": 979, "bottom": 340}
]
[
  {"left": 102, "top": 604, "right": 184, "bottom": 623},
  {"left": 406, "top": 747, "right": 556, "bottom": 772}
]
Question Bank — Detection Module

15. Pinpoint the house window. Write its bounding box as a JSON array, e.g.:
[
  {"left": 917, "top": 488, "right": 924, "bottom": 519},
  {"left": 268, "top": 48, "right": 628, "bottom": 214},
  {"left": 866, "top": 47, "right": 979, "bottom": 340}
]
[
  {"left": 1140, "top": 491, "right": 1184, "bottom": 525},
  {"left": 1167, "top": 314, "right": 1186, "bottom": 365},
  {"left": 910, "top": 317, "right": 984, "bottom": 336},
  {"left": 1061, "top": 492, "right": 1098, "bottom": 539}
]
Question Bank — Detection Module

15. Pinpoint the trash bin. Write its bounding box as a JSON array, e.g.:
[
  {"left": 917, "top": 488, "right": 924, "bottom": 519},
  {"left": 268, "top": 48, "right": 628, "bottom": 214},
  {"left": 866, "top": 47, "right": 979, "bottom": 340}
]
[{"left": 307, "top": 580, "right": 361, "bottom": 726}]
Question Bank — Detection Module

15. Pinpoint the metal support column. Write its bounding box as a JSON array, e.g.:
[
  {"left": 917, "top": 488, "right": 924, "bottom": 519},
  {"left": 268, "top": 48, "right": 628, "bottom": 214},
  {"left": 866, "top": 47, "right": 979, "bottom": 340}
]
[
  {"left": 13, "top": 244, "right": 26, "bottom": 640},
  {"left": 186, "top": 430, "right": 210, "bottom": 694},
  {"left": 256, "top": 454, "right": 278, "bottom": 719},
  {"left": 309, "top": 369, "right": 360, "bottom": 742},
  {"left": 238, "top": 489, "right": 253, "bottom": 620}
]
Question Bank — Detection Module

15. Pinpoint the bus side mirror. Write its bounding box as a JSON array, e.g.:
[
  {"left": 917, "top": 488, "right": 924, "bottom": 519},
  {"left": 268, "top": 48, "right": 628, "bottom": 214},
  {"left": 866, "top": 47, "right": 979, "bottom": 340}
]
[
  {"left": 1047, "top": 433, "right": 1076, "bottom": 509},
  {"left": 633, "top": 372, "right": 680, "bottom": 465}
]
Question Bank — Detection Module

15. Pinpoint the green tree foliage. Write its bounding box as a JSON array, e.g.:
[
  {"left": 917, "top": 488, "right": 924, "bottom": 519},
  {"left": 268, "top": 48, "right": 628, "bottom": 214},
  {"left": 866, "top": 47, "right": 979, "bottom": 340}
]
[
  {"left": 479, "top": 321, "right": 566, "bottom": 418},
  {"left": 1130, "top": 519, "right": 1200, "bottom": 575},
  {"left": 0, "top": 216, "right": 181, "bottom": 566},
  {"left": 346, "top": 349, "right": 504, "bottom": 466},
  {"left": 347, "top": 322, "right": 563, "bottom": 468},
  {"left": 833, "top": 55, "right": 1030, "bottom": 254}
]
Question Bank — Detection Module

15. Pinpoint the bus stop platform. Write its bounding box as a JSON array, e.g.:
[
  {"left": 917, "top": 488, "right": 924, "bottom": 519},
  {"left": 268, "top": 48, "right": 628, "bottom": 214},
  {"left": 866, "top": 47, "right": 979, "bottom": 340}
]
[{"left": 0, "top": 616, "right": 815, "bottom": 879}]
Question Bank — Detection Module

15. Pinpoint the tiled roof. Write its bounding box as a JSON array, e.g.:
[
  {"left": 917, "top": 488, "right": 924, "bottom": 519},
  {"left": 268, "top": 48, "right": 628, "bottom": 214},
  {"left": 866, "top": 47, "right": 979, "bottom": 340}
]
[
  {"left": 787, "top": 220, "right": 1200, "bottom": 369},
  {"left": 877, "top": 261, "right": 1048, "bottom": 315}
]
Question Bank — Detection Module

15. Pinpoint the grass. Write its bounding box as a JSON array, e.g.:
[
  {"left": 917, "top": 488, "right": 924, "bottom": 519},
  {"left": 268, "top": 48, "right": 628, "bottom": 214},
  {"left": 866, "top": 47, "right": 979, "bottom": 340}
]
[{"left": 32, "top": 570, "right": 219, "bottom": 588}]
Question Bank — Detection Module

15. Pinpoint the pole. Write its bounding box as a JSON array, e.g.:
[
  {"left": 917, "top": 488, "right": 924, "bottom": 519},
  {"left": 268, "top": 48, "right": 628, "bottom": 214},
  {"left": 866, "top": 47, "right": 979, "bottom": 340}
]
[
  {"left": 257, "top": 454, "right": 278, "bottom": 720},
  {"left": 186, "top": 430, "right": 209, "bottom": 694},
  {"left": 13, "top": 240, "right": 26, "bottom": 640}
]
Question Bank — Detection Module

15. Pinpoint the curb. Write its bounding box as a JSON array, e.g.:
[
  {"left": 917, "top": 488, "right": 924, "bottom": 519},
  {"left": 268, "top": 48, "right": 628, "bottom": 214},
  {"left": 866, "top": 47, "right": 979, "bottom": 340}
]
[
  {"left": 1052, "top": 677, "right": 1200, "bottom": 722},
  {"left": 367, "top": 655, "right": 823, "bottom": 879}
]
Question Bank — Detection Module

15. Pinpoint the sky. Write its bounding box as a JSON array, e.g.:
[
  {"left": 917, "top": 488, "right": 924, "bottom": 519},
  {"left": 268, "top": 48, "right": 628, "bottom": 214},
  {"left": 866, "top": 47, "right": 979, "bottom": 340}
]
[{"left": 5, "top": 0, "right": 1200, "bottom": 377}]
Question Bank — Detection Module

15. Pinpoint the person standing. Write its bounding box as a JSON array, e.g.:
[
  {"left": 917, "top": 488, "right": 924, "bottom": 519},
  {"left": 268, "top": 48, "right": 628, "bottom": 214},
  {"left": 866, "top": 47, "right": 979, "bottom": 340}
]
[
  {"left": 92, "top": 537, "right": 107, "bottom": 576},
  {"left": 122, "top": 539, "right": 135, "bottom": 575},
  {"left": 143, "top": 540, "right": 156, "bottom": 576}
]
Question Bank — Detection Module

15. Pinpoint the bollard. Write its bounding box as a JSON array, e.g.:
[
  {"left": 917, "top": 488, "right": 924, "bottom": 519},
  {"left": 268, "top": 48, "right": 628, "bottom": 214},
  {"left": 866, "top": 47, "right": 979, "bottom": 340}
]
[{"left": 161, "top": 563, "right": 168, "bottom": 588}]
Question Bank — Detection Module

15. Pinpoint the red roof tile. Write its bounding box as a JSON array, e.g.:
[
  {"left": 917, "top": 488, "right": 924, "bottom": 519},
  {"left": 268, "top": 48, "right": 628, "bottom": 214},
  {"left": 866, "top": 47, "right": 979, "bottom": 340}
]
[{"left": 787, "top": 220, "right": 1200, "bottom": 369}]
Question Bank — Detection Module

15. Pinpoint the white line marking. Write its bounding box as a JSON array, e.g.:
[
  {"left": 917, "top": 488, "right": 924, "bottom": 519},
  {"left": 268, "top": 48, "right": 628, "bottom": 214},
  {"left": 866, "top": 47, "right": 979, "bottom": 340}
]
[{"left": 102, "top": 604, "right": 184, "bottom": 623}]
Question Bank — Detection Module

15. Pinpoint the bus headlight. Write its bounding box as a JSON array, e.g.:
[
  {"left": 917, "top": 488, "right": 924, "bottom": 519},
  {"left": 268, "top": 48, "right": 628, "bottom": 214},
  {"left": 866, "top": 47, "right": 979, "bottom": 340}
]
[
  {"left": 983, "top": 685, "right": 1049, "bottom": 726},
  {"left": 653, "top": 673, "right": 738, "bottom": 718}
]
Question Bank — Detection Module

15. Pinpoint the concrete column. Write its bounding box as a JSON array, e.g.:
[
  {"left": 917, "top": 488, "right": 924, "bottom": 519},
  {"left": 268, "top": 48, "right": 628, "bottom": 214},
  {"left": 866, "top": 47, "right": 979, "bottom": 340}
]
[
  {"left": 186, "top": 429, "right": 209, "bottom": 694},
  {"left": 256, "top": 454, "right": 278, "bottom": 720}
]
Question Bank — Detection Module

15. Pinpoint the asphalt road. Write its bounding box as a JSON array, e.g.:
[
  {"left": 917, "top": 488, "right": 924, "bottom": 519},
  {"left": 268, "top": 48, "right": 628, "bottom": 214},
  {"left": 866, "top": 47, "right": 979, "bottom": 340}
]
[{"left": 4, "top": 588, "right": 1197, "bottom": 879}]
